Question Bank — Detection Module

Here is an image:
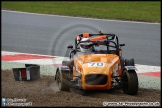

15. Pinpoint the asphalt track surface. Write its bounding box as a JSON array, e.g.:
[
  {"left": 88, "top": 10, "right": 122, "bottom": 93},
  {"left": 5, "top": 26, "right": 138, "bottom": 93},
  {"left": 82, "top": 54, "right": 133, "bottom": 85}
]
[{"left": 2, "top": 10, "right": 161, "bottom": 66}]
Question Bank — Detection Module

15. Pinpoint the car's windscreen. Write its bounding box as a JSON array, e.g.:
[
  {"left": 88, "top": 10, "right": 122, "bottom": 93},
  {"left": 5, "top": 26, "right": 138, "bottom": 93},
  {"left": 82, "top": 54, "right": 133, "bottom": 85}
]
[{"left": 93, "top": 41, "right": 117, "bottom": 51}]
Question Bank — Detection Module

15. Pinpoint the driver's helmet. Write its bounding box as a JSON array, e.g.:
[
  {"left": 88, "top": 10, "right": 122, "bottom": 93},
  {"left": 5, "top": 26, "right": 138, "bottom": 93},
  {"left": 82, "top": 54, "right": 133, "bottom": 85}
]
[{"left": 79, "top": 38, "right": 93, "bottom": 52}]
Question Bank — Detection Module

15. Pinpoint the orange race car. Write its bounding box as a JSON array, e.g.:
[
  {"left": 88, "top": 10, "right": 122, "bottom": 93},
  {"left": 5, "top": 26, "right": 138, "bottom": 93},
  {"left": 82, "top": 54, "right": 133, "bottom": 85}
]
[{"left": 55, "top": 31, "right": 138, "bottom": 95}]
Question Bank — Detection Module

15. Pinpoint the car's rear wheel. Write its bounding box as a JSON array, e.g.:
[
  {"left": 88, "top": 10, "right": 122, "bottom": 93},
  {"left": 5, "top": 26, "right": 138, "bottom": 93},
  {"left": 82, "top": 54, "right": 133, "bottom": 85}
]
[
  {"left": 125, "top": 58, "right": 134, "bottom": 66},
  {"left": 55, "top": 70, "right": 71, "bottom": 91},
  {"left": 62, "top": 60, "right": 73, "bottom": 77},
  {"left": 62, "top": 60, "right": 71, "bottom": 67},
  {"left": 122, "top": 70, "right": 138, "bottom": 95}
]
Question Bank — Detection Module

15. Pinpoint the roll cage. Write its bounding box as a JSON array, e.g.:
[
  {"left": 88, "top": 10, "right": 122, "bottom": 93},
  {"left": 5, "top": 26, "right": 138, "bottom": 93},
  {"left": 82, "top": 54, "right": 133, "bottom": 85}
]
[
  {"left": 77, "top": 33, "right": 124, "bottom": 51},
  {"left": 68, "top": 33, "right": 125, "bottom": 58}
]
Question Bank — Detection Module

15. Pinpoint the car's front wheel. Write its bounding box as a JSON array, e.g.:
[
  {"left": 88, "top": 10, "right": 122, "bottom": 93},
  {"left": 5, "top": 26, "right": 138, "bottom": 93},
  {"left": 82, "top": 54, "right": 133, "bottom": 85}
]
[
  {"left": 55, "top": 70, "right": 71, "bottom": 92},
  {"left": 122, "top": 70, "right": 138, "bottom": 95}
]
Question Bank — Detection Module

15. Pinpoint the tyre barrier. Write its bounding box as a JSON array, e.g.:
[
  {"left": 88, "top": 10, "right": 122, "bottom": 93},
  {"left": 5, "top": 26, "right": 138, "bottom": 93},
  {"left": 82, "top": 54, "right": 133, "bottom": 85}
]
[{"left": 12, "top": 64, "right": 40, "bottom": 81}]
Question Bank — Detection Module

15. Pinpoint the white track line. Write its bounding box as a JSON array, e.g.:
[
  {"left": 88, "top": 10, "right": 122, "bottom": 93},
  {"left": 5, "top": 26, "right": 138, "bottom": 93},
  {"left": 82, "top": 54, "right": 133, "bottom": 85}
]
[
  {"left": 1, "top": 50, "right": 58, "bottom": 58},
  {"left": 8, "top": 58, "right": 69, "bottom": 65},
  {"left": 1, "top": 51, "right": 160, "bottom": 74}
]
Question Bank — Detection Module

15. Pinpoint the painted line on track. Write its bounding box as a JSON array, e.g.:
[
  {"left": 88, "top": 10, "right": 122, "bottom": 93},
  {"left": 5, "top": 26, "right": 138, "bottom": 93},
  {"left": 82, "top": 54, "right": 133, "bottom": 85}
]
[
  {"left": 137, "top": 72, "right": 160, "bottom": 77},
  {"left": 2, "top": 54, "right": 55, "bottom": 61},
  {"left": 1, "top": 51, "right": 161, "bottom": 77}
]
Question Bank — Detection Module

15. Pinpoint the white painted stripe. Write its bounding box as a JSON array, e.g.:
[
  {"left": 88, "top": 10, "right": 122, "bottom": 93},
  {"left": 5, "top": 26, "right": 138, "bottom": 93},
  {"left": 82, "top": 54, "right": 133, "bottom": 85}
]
[
  {"left": 1, "top": 51, "right": 160, "bottom": 74},
  {"left": 2, "top": 10, "right": 160, "bottom": 25},
  {"left": 135, "top": 65, "right": 160, "bottom": 73},
  {"left": 8, "top": 57, "right": 69, "bottom": 65},
  {"left": 5, "top": 60, "right": 161, "bottom": 74},
  {"left": 1, "top": 51, "right": 57, "bottom": 58}
]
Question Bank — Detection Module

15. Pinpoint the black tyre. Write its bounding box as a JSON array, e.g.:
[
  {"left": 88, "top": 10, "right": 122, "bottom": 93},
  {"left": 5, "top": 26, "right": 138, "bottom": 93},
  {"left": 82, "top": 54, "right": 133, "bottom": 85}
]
[
  {"left": 122, "top": 70, "right": 138, "bottom": 95},
  {"left": 125, "top": 58, "right": 134, "bottom": 66},
  {"left": 62, "top": 60, "right": 71, "bottom": 67},
  {"left": 55, "top": 70, "right": 71, "bottom": 91}
]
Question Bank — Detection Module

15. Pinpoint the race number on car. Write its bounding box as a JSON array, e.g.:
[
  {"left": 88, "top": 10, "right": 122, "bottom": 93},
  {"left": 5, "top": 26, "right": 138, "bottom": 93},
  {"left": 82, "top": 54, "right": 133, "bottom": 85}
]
[{"left": 88, "top": 62, "right": 105, "bottom": 67}]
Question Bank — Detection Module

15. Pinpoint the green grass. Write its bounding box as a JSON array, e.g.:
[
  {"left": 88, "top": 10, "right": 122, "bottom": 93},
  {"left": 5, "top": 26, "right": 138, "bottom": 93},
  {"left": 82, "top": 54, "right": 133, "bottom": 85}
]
[{"left": 2, "top": 1, "right": 161, "bottom": 23}]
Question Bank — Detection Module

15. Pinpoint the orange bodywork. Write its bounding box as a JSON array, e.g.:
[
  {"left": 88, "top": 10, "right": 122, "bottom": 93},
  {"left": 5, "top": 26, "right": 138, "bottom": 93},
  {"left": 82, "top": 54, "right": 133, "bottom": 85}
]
[
  {"left": 77, "top": 34, "right": 106, "bottom": 42},
  {"left": 90, "top": 35, "right": 107, "bottom": 41},
  {"left": 72, "top": 54, "right": 122, "bottom": 90},
  {"left": 82, "top": 33, "right": 90, "bottom": 38}
]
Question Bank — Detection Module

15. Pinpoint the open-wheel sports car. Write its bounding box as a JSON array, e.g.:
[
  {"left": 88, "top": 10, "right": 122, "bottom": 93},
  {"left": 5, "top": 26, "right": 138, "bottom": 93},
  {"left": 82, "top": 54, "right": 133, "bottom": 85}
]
[{"left": 55, "top": 31, "right": 138, "bottom": 95}]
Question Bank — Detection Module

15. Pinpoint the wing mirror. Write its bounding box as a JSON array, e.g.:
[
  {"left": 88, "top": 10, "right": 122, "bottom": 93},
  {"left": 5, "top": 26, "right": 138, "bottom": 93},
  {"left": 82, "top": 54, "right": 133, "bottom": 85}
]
[
  {"left": 67, "top": 45, "right": 73, "bottom": 49},
  {"left": 119, "top": 44, "right": 125, "bottom": 47}
]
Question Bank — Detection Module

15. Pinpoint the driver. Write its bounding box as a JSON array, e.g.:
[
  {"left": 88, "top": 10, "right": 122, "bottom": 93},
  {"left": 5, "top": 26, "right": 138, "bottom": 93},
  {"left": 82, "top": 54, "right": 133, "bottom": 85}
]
[
  {"left": 68, "top": 38, "right": 96, "bottom": 70},
  {"left": 79, "top": 38, "right": 96, "bottom": 53}
]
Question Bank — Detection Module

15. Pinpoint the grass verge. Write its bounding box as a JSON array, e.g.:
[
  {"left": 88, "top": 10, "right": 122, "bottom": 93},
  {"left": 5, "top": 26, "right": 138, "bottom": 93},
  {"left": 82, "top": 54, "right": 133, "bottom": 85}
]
[{"left": 2, "top": 1, "right": 160, "bottom": 23}]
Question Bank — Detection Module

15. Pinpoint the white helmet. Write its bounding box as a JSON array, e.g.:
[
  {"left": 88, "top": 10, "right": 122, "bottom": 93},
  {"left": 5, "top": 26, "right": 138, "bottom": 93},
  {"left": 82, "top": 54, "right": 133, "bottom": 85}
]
[{"left": 79, "top": 38, "right": 93, "bottom": 52}]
